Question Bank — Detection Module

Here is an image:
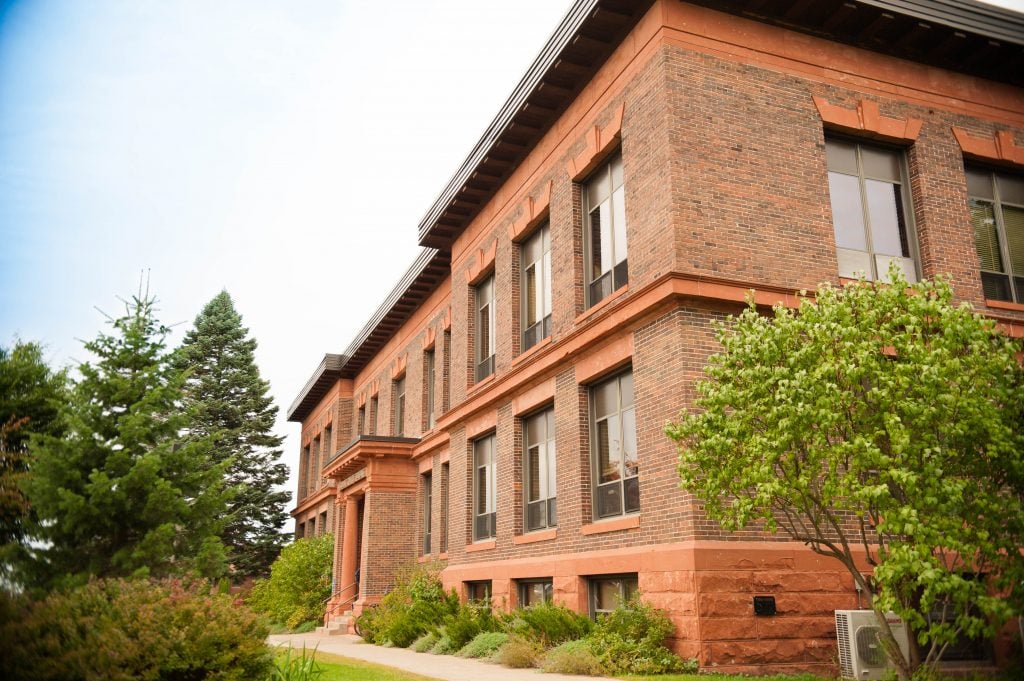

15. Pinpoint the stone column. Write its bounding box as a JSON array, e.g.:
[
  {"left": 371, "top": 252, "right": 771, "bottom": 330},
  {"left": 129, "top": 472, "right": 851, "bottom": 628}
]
[{"left": 339, "top": 495, "right": 360, "bottom": 604}]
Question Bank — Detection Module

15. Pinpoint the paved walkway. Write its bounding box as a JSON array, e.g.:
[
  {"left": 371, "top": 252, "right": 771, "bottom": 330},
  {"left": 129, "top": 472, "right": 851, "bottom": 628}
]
[{"left": 268, "top": 632, "right": 615, "bottom": 681}]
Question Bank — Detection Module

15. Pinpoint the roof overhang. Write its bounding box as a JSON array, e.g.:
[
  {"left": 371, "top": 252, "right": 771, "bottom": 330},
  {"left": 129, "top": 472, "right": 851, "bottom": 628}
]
[{"left": 286, "top": 353, "right": 346, "bottom": 422}]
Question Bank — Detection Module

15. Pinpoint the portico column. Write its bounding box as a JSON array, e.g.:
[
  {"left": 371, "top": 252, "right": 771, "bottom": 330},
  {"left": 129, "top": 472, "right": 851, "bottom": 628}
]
[{"left": 339, "top": 495, "right": 360, "bottom": 604}]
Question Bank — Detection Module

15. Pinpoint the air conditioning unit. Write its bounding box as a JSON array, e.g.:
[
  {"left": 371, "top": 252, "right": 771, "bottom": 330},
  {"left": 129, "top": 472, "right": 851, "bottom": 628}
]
[{"left": 835, "top": 610, "right": 910, "bottom": 680}]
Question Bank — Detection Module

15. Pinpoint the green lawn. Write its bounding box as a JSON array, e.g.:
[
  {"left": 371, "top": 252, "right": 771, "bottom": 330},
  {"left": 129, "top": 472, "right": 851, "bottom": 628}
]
[{"left": 311, "top": 651, "right": 441, "bottom": 681}]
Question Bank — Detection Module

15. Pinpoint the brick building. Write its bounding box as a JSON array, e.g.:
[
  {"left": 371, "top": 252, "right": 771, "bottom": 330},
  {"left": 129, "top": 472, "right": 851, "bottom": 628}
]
[{"left": 287, "top": 0, "right": 1024, "bottom": 674}]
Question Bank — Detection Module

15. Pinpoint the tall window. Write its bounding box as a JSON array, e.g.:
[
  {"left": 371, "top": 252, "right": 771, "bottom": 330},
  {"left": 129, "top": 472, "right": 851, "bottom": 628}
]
[
  {"left": 517, "top": 579, "right": 552, "bottom": 607},
  {"left": 424, "top": 349, "right": 436, "bottom": 430},
  {"left": 826, "top": 138, "right": 917, "bottom": 282},
  {"left": 299, "top": 444, "right": 310, "bottom": 499},
  {"left": 475, "top": 275, "right": 496, "bottom": 381},
  {"left": 591, "top": 371, "right": 638, "bottom": 519},
  {"left": 393, "top": 375, "right": 406, "bottom": 436},
  {"left": 323, "top": 425, "right": 332, "bottom": 463},
  {"left": 521, "top": 222, "right": 552, "bottom": 351},
  {"left": 585, "top": 150, "right": 627, "bottom": 307},
  {"left": 440, "top": 462, "right": 449, "bottom": 553},
  {"left": 369, "top": 396, "right": 378, "bottom": 435},
  {"left": 422, "top": 472, "right": 432, "bottom": 555},
  {"left": 524, "top": 408, "right": 556, "bottom": 532},
  {"left": 318, "top": 511, "right": 328, "bottom": 536},
  {"left": 310, "top": 436, "right": 321, "bottom": 493},
  {"left": 472, "top": 434, "right": 496, "bottom": 541},
  {"left": 590, "top": 574, "right": 638, "bottom": 618},
  {"left": 967, "top": 167, "right": 1024, "bottom": 303},
  {"left": 357, "top": 406, "right": 365, "bottom": 435}
]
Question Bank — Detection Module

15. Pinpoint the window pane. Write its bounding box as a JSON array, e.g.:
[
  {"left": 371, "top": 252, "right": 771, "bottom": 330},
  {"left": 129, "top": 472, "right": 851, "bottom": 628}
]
[
  {"left": 527, "top": 445, "right": 541, "bottom": 502},
  {"left": 971, "top": 200, "right": 1003, "bottom": 273},
  {"left": 828, "top": 172, "right": 868, "bottom": 251},
  {"left": 623, "top": 577, "right": 638, "bottom": 602},
  {"left": 598, "top": 201, "right": 613, "bottom": 274},
  {"left": 624, "top": 476, "right": 640, "bottom": 513},
  {"left": 622, "top": 406, "right": 637, "bottom": 478},
  {"left": 478, "top": 303, "right": 491, "bottom": 361},
  {"left": 546, "top": 437, "right": 557, "bottom": 499},
  {"left": 542, "top": 250, "right": 552, "bottom": 318},
  {"left": 619, "top": 372, "right": 634, "bottom": 408},
  {"left": 525, "top": 265, "right": 537, "bottom": 326},
  {"left": 594, "top": 379, "right": 617, "bottom": 418},
  {"left": 598, "top": 416, "right": 623, "bottom": 483},
  {"left": 612, "top": 186, "right": 627, "bottom": 266},
  {"left": 861, "top": 146, "right": 901, "bottom": 182},
  {"left": 596, "top": 579, "right": 622, "bottom": 611},
  {"left": 610, "top": 151, "right": 623, "bottom": 189},
  {"left": 476, "top": 466, "right": 488, "bottom": 514},
  {"left": 866, "top": 179, "right": 908, "bottom": 258},
  {"left": 588, "top": 166, "right": 610, "bottom": 206},
  {"left": 966, "top": 167, "right": 994, "bottom": 200},
  {"left": 1003, "top": 204, "right": 1024, "bottom": 278},
  {"left": 999, "top": 174, "right": 1024, "bottom": 206},
  {"left": 826, "top": 139, "right": 858, "bottom": 174},
  {"left": 596, "top": 480, "right": 622, "bottom": 517}
]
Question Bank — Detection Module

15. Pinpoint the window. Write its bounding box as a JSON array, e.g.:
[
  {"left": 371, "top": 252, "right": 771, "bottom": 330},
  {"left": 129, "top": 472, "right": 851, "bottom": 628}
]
[
  {"left": 440, "top": 462, "right": 449, "bottom": 553},
  {"left": 422, "top": 473, "right": 432, "bottom": 555},
  {"left": 967, "top": 167, "right": 1024, "bottom": 303},
  {"left": 826, "top": 138, "right": 917, "bottom": 282},
  {"left": 299, "top": 444, "right": 310, "bottom": 498},
  {"left": 590, "top": 574, "right": 638, "bottom": 618},
  {"left": 323, "top": 425, "right": 332, "bottom": 463},
  {"left": 517, "top": 579, "right": 552, "bottom": 607},
  {"left": 472, "top": 434, "right": 496, "bottom": 541},
  {"left": 466, "top": 581, "right": 492, "bottom": 603},
  {"left": 310, "top": 436, "right": 321, "bottom": 493},
  {"left": 585, "top": 151, "right": 627, "bottom": 307},
  {"left": 591, "top": 371, "right": 638, "bottom": 519},
  {"left": 369, "top": 396, "right": 378, "bottom": 435},
  {"left": 318, "top": 511, "right": 328, "bottom": 536},
  {"left": 474, "top": 275, "right": 496, "bottom": 381},
  {"left": 521, "top": 222, "right": 552, "bottom": 351},
  {"left": 357, "top": 406, "right": 365, "bottom": 436},
  {"left": 393, "top": 375, "right": 406, "bottom": 436},
  {"left": 524, "top": 407, "right": 556, "bottom": 532},
  {"left": 443, "top": 330, "right": 451, "bottom": 413},
  {"left": 424, "top": 349, "right": 436, "bottom": 430}
]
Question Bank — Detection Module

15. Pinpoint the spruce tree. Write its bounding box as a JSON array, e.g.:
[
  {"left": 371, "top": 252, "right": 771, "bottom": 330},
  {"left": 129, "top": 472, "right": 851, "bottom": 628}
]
[
  {"left": 175, "top": 290, "right": 290, "bottom": 579},
  {"left": 23, "top": 291, "right": 229, "bottom": 590}
]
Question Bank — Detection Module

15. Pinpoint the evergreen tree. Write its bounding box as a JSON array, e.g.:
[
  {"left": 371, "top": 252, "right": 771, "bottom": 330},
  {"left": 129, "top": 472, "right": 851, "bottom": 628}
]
[
  {"left": 23, "top": 291, "right": 229, "bottom": 590},
  {"left": 0, "top": 341, "right": 67, "bottom": 555},
  {"left": 175, "top": 290, "right": 289, "bottom": 579}
]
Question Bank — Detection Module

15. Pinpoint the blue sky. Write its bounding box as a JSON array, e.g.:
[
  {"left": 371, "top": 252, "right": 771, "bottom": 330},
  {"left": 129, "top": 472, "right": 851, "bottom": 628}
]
[{"left": 0, "top": 0, "right": 573, "bottom": 491}]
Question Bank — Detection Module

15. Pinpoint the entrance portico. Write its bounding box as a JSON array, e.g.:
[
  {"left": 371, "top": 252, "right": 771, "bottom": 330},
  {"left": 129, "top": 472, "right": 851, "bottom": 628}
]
[{"left": 322, "top": 435, "right": 419, "bottom": 629}]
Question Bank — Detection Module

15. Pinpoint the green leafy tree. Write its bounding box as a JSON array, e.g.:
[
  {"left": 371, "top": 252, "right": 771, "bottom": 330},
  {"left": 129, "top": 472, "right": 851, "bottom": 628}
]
[
  {"left": 247, "top": 534, "right": 333, "bottom": 629},
  {"left": 667, "top": 272, "right": 1024, "bottom": 680},
  {"left": 174, "top": 290, "right": 290, "bottom": 579},
  {"left": 22, "top": 290, "right": 230, "bottom": 590},
  {"left": 0, "top": 341, "right": 67, "bottom": 551}
]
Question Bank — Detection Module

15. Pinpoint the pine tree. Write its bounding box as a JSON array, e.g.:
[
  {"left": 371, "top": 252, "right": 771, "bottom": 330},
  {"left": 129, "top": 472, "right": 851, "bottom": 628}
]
[
  {"left": 175, "top": 290, "right": 290, "bottom": 580},
  {"left": 23, "top": 290, "right": 229, "bottom": 590}
]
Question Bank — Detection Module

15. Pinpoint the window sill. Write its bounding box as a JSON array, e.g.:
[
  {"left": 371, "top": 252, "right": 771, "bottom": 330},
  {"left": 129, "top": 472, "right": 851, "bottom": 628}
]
[
  {"left": 986, "top": 298, "right": 1024, "bottom": 312},
  {"left": 513, "top": 336, "right": 551, "bottom": 366},
  {"left": 469, "top": 372, "right": 496, "bottom": 394},
  {"left": 417, "top": 554, "right": 431, "bottom": 563},
  {"left": 513, "top": 528, "right": 557, "bottom": 545},
  {"left": 581, "top": 514, "right": 640, "bottom": 535},
  {"left": 438, "top": 552, "right": 448, "bottom": 560},
  {"left": 575, "top": 285, "right": 629, "bottom": 325},
  {"left": 465, "top": 539, "right": 496, "bottom": 553}
]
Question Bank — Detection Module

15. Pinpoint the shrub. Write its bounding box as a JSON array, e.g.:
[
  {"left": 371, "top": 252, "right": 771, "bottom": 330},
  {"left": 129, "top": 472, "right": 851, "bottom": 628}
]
[
  {"left": 248, "top": 535, "right": 333, "bottom": 630},
  {"left": 495, "top": 635, "right": 542, "bottom": 668},
  {"left": 355, "top": 563, "right": 458, "bottom": 647},
  {"left": 513, "top": 601, "right": 593, "bottom": 647},
  {"left": 457, "top": 631, "right": 508, "bottom": 658},
  {"left": 587, "top": 599, "right": 693, "bottom": 675},
  {"left": 292, "top": 620, "right": 318, "bottom": 634},
  {"left": 430, "top": 633, "right": 458, "bottom": 655},
  {"left": 445, "top": 600, "right": 502, "bottom": 649},
  {"left": 541, "top": 639, "right": 605, "bottom": 675},
  {"left": 410, "top": 631, "right": 439, "bottom": 653},
  {"left": 0, "top": 577, "right": 272, "bottom": 681}
]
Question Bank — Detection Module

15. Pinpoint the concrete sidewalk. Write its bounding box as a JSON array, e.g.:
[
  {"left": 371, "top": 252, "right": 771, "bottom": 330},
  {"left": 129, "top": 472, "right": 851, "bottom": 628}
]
[{"left": 268, "top": 632, "right": 615, "bottom": 681}]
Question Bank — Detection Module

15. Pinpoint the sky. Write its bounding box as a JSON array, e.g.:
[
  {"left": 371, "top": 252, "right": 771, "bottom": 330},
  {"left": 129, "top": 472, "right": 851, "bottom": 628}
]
[
  {"left": 0, "top": 0, "right": 575, "bottom": 499},
  {"left": 2, "top": 0, "right": 1022, "bottom": 505}
]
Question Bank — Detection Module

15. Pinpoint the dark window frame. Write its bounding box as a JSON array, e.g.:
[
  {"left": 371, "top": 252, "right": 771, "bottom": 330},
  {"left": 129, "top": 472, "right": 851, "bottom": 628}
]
[
  {"left": 590, "top": 370, "right": 638, "bottom": 520},
  {"left": 474, "top": 275, "right": 496, "bottom": 382},
  {"left": 520, "top": 221, "right": 552, "bottom": 351},
  {"left": 472, "top": 433, "right": 496, "bottom": 541},
  {"left": 517, "top": 578, "right": 553, "bottom": 607},
  {"left": 523, "top": 406, "right": 557, "bottom": 532},
  {"left": 584, "top": 150, "right": 628, "bottom": 308},
  {"left": 967, "top": 165, "right": 1024, "bottom": 303},
  {"left": 589, "top": 574, "right": 638, "bottom": 618}
]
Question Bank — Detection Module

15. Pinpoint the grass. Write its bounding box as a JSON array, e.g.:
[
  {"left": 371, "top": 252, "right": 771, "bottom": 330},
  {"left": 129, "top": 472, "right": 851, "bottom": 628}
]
[
  {"left": 618, "top": 671, "right": 827, "bottom": 675},
  {"left": 309, "top": 651, "right": 441, "bottom": 681}
]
